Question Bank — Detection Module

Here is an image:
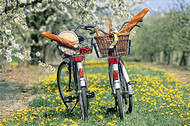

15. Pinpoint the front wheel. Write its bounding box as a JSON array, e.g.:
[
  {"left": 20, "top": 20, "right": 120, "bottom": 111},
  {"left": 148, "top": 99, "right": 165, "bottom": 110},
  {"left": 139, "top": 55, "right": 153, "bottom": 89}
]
[
  {"left": 119, "top": 61, "right": 133, "bottom": 113},
  {"left": 57, "top": 61, "right": 77, "bottom": 110},
  {"left": 126, "top": 94, "right": 132, "bottom": 113},
  {"left": 75, "top": 62, "right": 89, "bottom": 119},
  {"left": 116, "top": 89, "right": 125, "bottom": 119},
  {"left": 80, "top": 87, "right": 88, "bottom": 119}
]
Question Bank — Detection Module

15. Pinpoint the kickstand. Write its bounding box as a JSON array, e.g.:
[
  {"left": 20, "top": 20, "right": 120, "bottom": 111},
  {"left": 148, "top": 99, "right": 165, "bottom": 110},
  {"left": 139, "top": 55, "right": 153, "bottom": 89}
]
[{"left": 69, "top": 98, "right": 79, "bottom": 114}]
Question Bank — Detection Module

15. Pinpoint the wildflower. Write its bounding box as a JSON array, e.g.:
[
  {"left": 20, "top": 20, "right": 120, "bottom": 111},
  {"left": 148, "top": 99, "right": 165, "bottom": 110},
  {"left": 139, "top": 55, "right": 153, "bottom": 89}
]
[
  {"left": 97, "top": 115, "right": 103, "bottom": 119},
  {"left": 107, "top": 122, "right": 114, "bottom": 126},
  {"left": 61, "top": 124, "right": 67, "bottom": 126},
  {"left": 169, "top": 113, "right": 174, "bottom": 115},
  {"left": 64, "top": 118, "right": 69, "bottom": 121}
]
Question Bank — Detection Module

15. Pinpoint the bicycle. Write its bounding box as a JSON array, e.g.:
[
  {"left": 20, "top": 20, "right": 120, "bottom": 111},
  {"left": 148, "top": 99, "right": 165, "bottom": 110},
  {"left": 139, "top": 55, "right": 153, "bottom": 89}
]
[
  {"left": 41, "top": 25, "right": 96, "bottom": 119},
  {"left": 41, "top": 7, "right": 149, "bottom": 120},
  {"left": 93, "top": 8, "right": 149, "bottom": 119}
]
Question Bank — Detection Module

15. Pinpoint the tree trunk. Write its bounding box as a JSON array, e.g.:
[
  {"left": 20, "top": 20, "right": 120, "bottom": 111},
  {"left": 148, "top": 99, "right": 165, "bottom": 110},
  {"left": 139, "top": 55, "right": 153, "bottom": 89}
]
[
  {"left": 180, "top": 51, "right": 188, "bottom": 66},
  {"left": 30, "top": 45, "right": 41, "bottom": 65},
  {"left": 167, "top": 52, "right": 170, "bottom": 65},
  {"left": 187, "top": 52, "right": 190, "bottom": 67},
  {"left": 42, "top": 43, "right": 49, "bottom": 63},
  {"left": 18, "top": 59, "right": 29, "bottom": 68},
  {"left": 163, "top": 51, "right": 170, "bottom": 65},
  {"left": 0, "top": 56, "right": 12, "bottom": 73},
  {"left": 160, "top": 51, "right": 164, "bottom": 64}
]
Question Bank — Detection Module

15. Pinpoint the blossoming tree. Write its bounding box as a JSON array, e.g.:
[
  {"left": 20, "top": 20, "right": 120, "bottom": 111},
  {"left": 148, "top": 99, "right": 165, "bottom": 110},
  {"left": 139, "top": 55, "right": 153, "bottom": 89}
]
[{"left": 0, "top": 0, "right": 146, "bottom": 71}]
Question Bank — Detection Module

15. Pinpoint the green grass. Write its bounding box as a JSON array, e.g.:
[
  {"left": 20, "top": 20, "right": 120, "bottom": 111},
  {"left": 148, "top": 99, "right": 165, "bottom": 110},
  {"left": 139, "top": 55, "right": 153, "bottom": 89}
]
[{"left": 2, "top": 61, "right": 189, "bottom": 126}]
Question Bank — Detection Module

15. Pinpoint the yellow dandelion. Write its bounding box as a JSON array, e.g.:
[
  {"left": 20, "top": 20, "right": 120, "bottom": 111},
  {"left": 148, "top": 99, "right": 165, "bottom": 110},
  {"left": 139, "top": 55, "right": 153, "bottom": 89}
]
[{"left": 97, "top": 115, "right": 103, "bottom": 119}]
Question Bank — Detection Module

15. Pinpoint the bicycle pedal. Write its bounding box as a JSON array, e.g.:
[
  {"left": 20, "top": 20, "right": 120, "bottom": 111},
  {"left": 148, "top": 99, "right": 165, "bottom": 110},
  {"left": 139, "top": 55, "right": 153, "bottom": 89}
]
[
  {"left": 128, "top": 81, "right": 137, "bottom": 84},
  {"left": 63, "top": 96, "right": 73, "bottom": 102},
  {"left": 107, "top": 107, "right": 117, "bottom": 113},
  {"left": 86, "top": 91, "right": 95, "bottom": 98},
  {"left": 66, "top": 89, "right": 75, "bottom": 92}
]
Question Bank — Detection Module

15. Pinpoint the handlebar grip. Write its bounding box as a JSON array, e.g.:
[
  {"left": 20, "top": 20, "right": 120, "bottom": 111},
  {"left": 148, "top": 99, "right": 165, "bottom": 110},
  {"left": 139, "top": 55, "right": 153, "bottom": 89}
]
[
  {"left": 41, "top": 32, "right": 80, "bottom": 49},
  {"left": 84, "top": 25, "right": 96, "bottom": 29},
  {"left": 120, "top": 8, "right": 149, "bottom": 33}
]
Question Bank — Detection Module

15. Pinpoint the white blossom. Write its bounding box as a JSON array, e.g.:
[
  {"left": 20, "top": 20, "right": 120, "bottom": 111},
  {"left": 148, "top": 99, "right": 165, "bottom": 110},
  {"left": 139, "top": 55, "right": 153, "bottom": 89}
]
[
  {"left": 6, "top": 57, "right": 13, "bottom": 62},
  {"left": 0, "top": 49, "right": 2, "bottom": 55},
  {"left": 36, "top": 52, "right": 41, "bottom": 57},
  {"left": 5, "top": 29, "right": 12, "bottom": 35}
]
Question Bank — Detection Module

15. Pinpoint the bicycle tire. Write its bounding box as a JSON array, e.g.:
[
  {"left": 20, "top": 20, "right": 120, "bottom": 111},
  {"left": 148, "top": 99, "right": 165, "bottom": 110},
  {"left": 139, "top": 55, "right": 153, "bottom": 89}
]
[
  {"left": 127, "top": 95, "right": 132, "bottom": 113},
  {"left": 75, "top": 63, "right": 88, "bottom": 119},
  {"left": 109, "top": 62, "right": 125, "bottom": 119},
  {"left": 57, "top": 61, "right": 77, "bottom": 110},
  {"left": 81, "top": 87, "right": 88, "bottom": 119},
  {"left": 119, "top": 61, "right": 133, "bottom": 114},
  {"left": 108, "top": 63, "right": 115, "bottom": 94},
  {"left": 116, "top": 89, "right": 125, "bottom": 119}
]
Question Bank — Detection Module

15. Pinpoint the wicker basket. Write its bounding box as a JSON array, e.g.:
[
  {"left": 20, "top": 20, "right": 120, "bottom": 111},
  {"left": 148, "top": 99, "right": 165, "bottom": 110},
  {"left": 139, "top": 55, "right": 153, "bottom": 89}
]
[{"left": 94, "top": 33, "right": 129, "bottom": 57}]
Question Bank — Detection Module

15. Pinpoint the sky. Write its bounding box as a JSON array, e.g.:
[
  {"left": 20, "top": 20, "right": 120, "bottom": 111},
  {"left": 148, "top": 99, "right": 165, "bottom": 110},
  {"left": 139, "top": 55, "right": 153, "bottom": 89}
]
[{"left": 142, "top": 0, "right": 190, "bottom": 13}]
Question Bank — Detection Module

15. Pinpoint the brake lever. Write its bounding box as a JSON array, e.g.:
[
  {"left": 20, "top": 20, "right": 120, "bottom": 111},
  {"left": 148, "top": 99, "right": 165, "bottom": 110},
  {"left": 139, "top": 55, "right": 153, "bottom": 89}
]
[
  {"left": 135, "top": 25, "right": 141, "bottom": 28},
  {"left": 51, "top": 31, "right": 59, "bottom": 35},
  {"left": 90, "top": 30, "right": 95, "bottom": 35}
]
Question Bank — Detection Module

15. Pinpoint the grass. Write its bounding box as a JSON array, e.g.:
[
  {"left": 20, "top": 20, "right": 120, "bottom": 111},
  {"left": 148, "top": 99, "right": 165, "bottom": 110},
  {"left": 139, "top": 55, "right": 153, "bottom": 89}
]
[{"left": 1, "top": 61, "right": 189, "bottom": 126}]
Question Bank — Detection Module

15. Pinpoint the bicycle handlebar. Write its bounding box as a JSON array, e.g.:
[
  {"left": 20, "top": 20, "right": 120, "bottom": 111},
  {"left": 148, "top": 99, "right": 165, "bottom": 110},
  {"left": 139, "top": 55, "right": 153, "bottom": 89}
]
[
  {"left": 74, "top": 24, "right": 106, "bottom": 35},
  {"left": 74, "top": 24, "right": 95, "bottom": 32}
]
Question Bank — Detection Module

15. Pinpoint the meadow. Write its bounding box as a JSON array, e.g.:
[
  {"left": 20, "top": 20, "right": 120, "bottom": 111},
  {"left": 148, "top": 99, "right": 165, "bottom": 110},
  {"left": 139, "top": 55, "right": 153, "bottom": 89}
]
[{"left": 1, "top": 61, "right": 189, "bottom": 126}]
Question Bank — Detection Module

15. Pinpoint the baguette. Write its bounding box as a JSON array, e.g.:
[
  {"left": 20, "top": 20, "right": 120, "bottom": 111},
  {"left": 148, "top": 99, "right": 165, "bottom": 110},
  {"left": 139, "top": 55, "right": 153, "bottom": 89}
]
[
  {"left": 41, "top": 32, "right": 80, "bottom": 49},
  {"left": 120, "top": 8, "right": 149, "bottom": 33}
]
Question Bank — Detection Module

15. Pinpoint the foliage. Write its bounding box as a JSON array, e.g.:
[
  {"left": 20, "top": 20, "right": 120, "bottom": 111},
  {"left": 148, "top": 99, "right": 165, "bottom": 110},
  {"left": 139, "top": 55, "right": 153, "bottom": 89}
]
[
  {"left": 0, "top": 0, "right": 146, "bottom": 66},
  {"left": 2, "top": 61, "right": 189, "bottom": 125},
  {"left": 132, "top": 0, "right": 190, "bottom": 65}
]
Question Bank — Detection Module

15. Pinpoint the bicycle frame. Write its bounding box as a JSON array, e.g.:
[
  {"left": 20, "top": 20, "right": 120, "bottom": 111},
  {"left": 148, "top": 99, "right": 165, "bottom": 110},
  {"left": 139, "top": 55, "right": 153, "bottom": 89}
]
[
  {"left": 108, "top": 57, "right": 133, "bottom": 93},
  {"left": 119, "top": 59, "right": 133, "bottom": 95},
  {"left": 72, "top": 55, "right": 87, "bottom": 89},
  {"left": 107, "top": 56, "right": 133, "bottom": 118}
]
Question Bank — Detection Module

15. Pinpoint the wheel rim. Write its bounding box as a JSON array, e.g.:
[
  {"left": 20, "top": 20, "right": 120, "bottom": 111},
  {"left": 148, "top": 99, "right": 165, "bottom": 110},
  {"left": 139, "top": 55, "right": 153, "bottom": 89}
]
[
  {"left": 116, "top": 89, "right": 125, "bottom": 119},
  {"left": 119, "top": 62, "right": 133, "bottom": 114},
  {"left": 57, "top": 61, "right": 78, "bottom": 110}
]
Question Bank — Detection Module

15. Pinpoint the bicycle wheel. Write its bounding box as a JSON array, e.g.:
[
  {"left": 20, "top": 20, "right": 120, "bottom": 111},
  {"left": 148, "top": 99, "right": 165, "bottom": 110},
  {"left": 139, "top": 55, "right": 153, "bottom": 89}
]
[
  {"left": 80, "top": 87, "right": 88, "bottom": 119},
  {"left": 109, "top": 63, "right": 125, "bottom": 119},
  {"left": 116, "top": 89, "right": 125, "bottom": 119},
  {"left": 127, "top": 95, "right": 132, "bottom": 113},
  {"left": 108, "top": 63, "right": 115, "bottom": 94},
  {"left": 75, "top": 63, "right": 88, "bottom": 119},
  {"left": 57, "top": 61, "right": 77, "bottom": 110},
  {"left": 119, "top": 61, "right": 133, "bottom": 114}
]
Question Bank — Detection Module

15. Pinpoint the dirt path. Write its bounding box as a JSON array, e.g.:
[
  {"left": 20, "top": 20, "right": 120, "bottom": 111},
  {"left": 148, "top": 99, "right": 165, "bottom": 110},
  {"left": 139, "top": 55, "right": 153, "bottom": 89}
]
[
  {"left": 142, "top": 62, "right": 190, "bottom": 83},
  {"left": 0, "top": 67, "right": 56, "bottom": 123}
]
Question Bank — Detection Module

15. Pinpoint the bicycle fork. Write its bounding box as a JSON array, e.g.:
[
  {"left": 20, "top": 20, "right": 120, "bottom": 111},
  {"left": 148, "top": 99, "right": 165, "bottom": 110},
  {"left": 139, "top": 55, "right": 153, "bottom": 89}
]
[
  {"left": 108, "top": 58, "right": 121, "bottom": 94},
  {"left": 119, "top": 60, "right": 133, "bottom": 95},
  {"left": 73, "top": 56, "right": 86, "bottom": 88},
  {"left": 73, "top": 56, "right": 95, "bottom": 98},
  {"left": 76, "top": 62, "right": 86, "bottom": 87},
  {"left": 113, "top": 63, "right": 120, "bottom": 90}
]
